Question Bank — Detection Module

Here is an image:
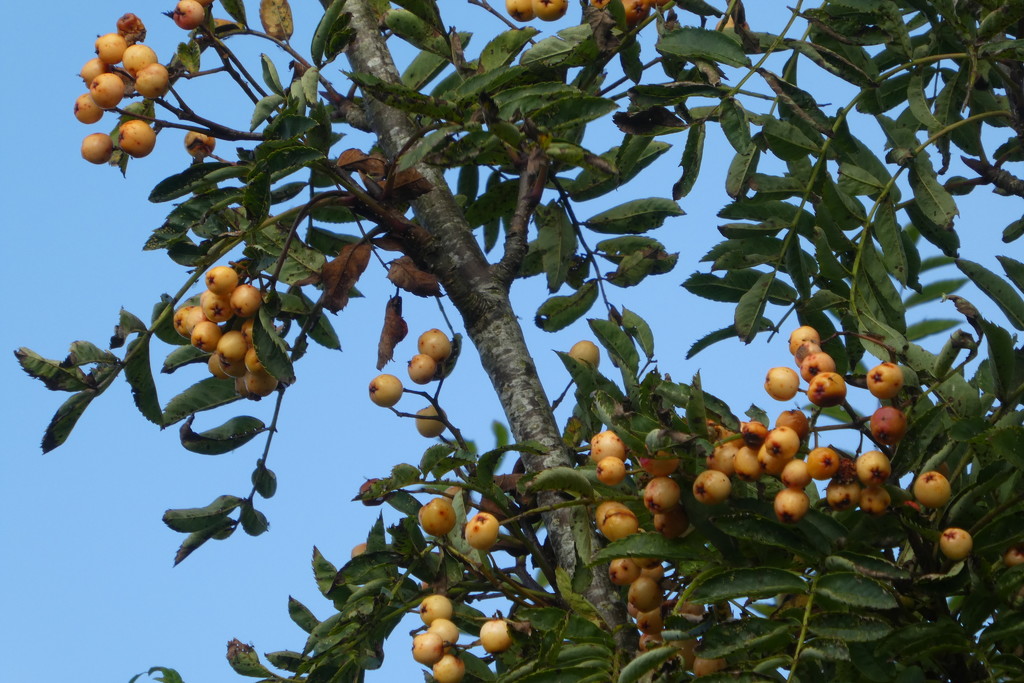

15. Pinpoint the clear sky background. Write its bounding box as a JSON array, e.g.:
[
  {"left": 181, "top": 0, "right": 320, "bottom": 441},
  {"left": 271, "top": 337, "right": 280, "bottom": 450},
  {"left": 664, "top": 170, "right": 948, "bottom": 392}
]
[{"left": 2, "top": 2, "right": 1017, "bottom": 682}]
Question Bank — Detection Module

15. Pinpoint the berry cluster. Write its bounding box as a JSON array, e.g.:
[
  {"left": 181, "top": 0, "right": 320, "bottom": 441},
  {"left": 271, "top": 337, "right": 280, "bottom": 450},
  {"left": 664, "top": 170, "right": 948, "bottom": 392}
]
[
  {"left": 505, "top": 0, "right": 669, "bottom": 26},
  {"left": 409, "top": 591, "right": 512, "bottom": 683},
  {"left": 368, "top": 329, "right": 454, "bottom": 437},
  {"left": 172, "top": 265, "right": 273, "bottom": 399},
  {"left": 77, "top": 7, "right": 217, "bottom": 165}
]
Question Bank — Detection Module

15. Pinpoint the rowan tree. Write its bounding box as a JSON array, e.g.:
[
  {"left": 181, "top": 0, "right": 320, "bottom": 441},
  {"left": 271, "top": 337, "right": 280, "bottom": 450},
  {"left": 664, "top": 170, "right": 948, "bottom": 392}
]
[{"left": 17, "top": 0, "right": 1024, "bottom": 681}]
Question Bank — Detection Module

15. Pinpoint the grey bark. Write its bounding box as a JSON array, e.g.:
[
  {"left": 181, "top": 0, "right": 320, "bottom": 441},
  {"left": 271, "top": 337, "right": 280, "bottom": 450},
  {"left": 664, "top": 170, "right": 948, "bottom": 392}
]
[{"left": 342, "top": 0, "right": 628, "bottom": 644}]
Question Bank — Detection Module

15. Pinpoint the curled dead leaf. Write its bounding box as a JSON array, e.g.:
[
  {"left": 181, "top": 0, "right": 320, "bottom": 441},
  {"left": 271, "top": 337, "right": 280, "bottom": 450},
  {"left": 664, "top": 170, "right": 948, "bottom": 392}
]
[
  {"left": 321, "top": 242, "right": 371, "bottom": 313},
  {"left": 387, "top": 256, "right": 441, "bottom": 298},
  {"left": 376, "top": 295, "right": 408, "bottom": 370},
  {"left": 259, "top": 0, "right": 293, "bottom": 40},
  {"left": 337, "top": 148, "right": 387, "bottom": 178}
]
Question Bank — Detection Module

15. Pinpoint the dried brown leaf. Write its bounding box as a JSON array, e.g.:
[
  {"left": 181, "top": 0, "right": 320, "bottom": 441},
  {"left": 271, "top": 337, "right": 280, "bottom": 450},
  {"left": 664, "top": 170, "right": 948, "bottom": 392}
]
[
  {"left": 321, "top": 242, "right": 371, "bottom": 313},
  {"left": 388, "top": 168, "right": 433, "bottom": 201},
  {"left": 387, "top": 256, "right": 441, "bottom": 298},
  {"left": 376, "top": 295, "right": 408, "bottom": 369},
  {"left": 259, "top": 0, "right": 293, "bottom": 40},
  {"left": 337, "top": 148, "right": 387, "bottom": 178},
  {"left": 612, "top": 107, "right": 685, "bottom": 135}
]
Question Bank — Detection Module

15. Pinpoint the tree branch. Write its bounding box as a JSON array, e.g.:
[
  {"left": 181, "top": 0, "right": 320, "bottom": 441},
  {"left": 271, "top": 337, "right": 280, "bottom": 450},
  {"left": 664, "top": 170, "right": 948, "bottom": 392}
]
[
  {"left": 493, "top": 146, "right": 548, "bottom": 289},
  {"left": 961, "top": 155, "right": 1024, "bottom": 198},
  {"left": 342, "top": 0, "right": 629, "bottom": 647}
]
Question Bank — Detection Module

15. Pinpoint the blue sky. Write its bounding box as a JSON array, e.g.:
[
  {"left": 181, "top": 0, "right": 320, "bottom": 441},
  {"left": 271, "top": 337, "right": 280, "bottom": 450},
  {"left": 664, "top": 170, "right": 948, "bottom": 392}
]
[{"left": 2, "top": 2, "right": 1017, "bottom": 682}]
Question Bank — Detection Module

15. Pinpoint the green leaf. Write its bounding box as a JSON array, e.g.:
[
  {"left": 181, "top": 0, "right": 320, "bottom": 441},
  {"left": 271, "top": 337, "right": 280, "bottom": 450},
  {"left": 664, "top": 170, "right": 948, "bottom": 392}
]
[
  {"left": 520, "top": 25, "right": 596, "bottom": 70},
  {"left": 162, "top": 377, "right": 240, "bottom": 426},
  {"left": 524, "top": 466, "right": 593, "bottom": 498},
  {"left": 162, "top": 495, "right": 242, "bottom": 533},
  {"left": 997, "top": 255, "right": 1024, "bottom": 295},
  {"left": 251, "top": 94, "right": 285, "bottom": 131},
  {"left": 310, "top": 0, "right": 351, "bottom": 67},
  {"left": 715, "top": 513, "right": 825, "bottom": 560},
  {"left": 15, "top": 348, "right": 91, "bottom": 392},
  {"left": 148, "top": 163, "right": 243, "bottom": 203},
  {"left": 535, "top": 281, "right": 598, "bottom": 332},
  {"left": 287, "top": 596, "right": 319, "bottom": 634},
  {"left": 683, "top": 269, "right": 796, "bottom": 304},
  {"left": 535, "top": 202, "right": 577, "bottom": 293},
  {"left": 674, "top": 122, "right": 705, "bottom": 199},
  {"left": 590, "top": 319, "right": 640, "bottom": 376},
  {"left": 179, "top": 415, "right": 267, "bottom": 455},
  {"left": 480, "top": 27, "right": 539, "bottom": 71},
  {"left": 260, "top": 54, "right": 284, "bottom": 95},
  {"left": 657, "top": 26, "right": 751, "bottom": 68},
  {"left": 725, "top": 146, "right": 759, "bottom": 199},
  {"left": 254, "top": 307, "right": 296, "bottom": 382},
  {"left": 239, "top": 502, "right": 269, "bottom": 536},
  {"left": 129, "top": 667, "right": 186, "bottom": 683},
  {"left": 699, "top": 619, "right": 793, "bottom": 659},
  {"left": 980, "top": 318, "right": 1016, "bottom": 402},
  {"left": 807, "top": 612, "right": 892, "bottom": 642},
  {"left": 815, "top": 572, "right": 898, "bottom": 609},
  {"left": 908, "top": 154, "right": 958, "bottom": 228},
  {"left": 718, "top": 98, "right": 754, "bottom": 155},
  {"left": 872, "top": 203, "right": 909, "bottom": 285},
  {"left": 956, "top": 259, "right": 1024, "bottom": 330},
  {"left": 162, "top": 345, "right": 209, "bottom": 374},
  {"left": 620, "top": 309, "right": 655, "bottom": 360},
  {"left": 584, "top": 198, "right": 684, "bottom": 235},
  {"left": 689, "top": 568, "right": 807, "bottom": 603},
  {"left": 125, "top": 336, "right": 162, "bottom": 425},
  {"left": 617, "top": 646, "right": 678, "bottom": 683},
  {"left": 590, "top": 532, "right": 709, "bottom": 565},
  {"left": 734, "top": 271, "right": 774, "bottom": 343},
  {"left": 41, "top": 387, "right": 105, "bottom": 453},
  {"left": 219, "top": 0, "right": 247, "bottom": 25},
  {"left": 176, "top": 41, "right": 200, "bottom": 74}
]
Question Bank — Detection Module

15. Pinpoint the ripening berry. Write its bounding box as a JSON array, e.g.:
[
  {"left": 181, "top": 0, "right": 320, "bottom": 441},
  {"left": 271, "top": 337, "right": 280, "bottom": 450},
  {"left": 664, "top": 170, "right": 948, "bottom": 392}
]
[
  {"left": 1003, "top": 544, "right": 1024, "bottom": 567},
  {"left": 757, "top": 446, "right": 787, "bottom": 476},
  {"left": 244, "top": 369, "right": 278, "bottom": 397},
  {"left": 775, "top": 410, "right": 809, "bottom": 441},
  {"left": 80, "top": 57, "right": 109, "bottom": 85},
  {"left": 707, "top": 440, "right": 738, "bottom": 476},
  {"left": 825, "top": 480, "right": 861, "bottom": 511},
  {"left": 216, "top": 330, "right": 248, "bottom": 364},
  {"left": 118, "top": 120, "right": 157, "bottom": 158},
  {"left": 206, "top": 265, "right": 239, "bottom": 295},
  {"left": 200, "top": 290, "right": 234, "bottom": 323},
  {"left": 733, "top": 445, "right": 762, "bottom": 482},
  {"left": 191, "top": 320, "right": 222, "bottom": 352},
  {"left": 595, "top": 501, "right": 630, "bottom": 527},
  {"left": 428, "top": 618, "right": 460, "bottom": 649},
  {"left": 173, "top": 0, "right": 206, "bottom": 30},
  {"left": 939, "top": 527, "right": 973, "bottom": 561},
  {"left": 89, "top": 72, "right": 126, "bottom": 109},
  {"left": 764, "top": 366, "right": 800, "bottom": 401},
  {"left": 589, "top": 429, "right": 626, "bottom": 463},
  {"left": 479, "top": 619, "right": 513, "bottom": 654},
  {"left": 623, "top": 0, "right": 651, "bottom": 26},
  {"left": 774, "top": 488, "right": 810, "bottom": 524},
  {"left": 763, "top": 426, "right": 801, "bottom": 460},
  {"left": 134, "top": 63, "right": 170, "bottom": 98},
  {"left": 643, "top": 476, "right": 681, "bottom": 514},
  {"left": 220, "top": 356, "right": 248, "bottom": 378},
  {"left": 208, "top": 353, "right": 231, "bottom": 380},
  {"left": 369, "top": 374, "right": 403, "bottom": 407},
  {"left": 415, "top": 406, "right": 446, "bottom": 438},
  {"left": 350, "top": 542, "right": 367, "bottom": 558},
  {"left": 856, "top": 450, "right": 891, "bottom": 487},
  {"left": 859, "top": 486, "right": 891, "bottom": 516},
  {"left": 793, "top": 341, "right": 822, "bottom": 366},
  {"left": 532, "top": 0, "right": 569, "bottom": 21},
  {"left": 627, "top": 576, "right": 662, "bottom": 612},
  {"left": 465, "top": 512, "right": 500, "bottom": 551},
  {"left": 780, "top": 459, "right": 811, "bottom": 490},
  {"left": 173, "top": 305, "right": 203, "bottom": 338},
  {"left": 240, "top": 318, "right": 255, "bottom": 346},
  {"left": 595, "top": 456, "right": 627, "bottom": 486},
  {"left": 789, "top": 326, "right": 821, "bottom": 355},
  {"left": 432, "top": 653, "right": 465, "bottom": 683},
  {"left": 636, "top": 607, "right": 664, "bottom": 635},
  {"left": 654, "top": 506, "right": 689, "bottom": 539},
  {"left": 185, "top": 130, "right": 216, "bottom": 157},
  {"left": 806, "top": 447, "right": 840, "bottom": 480},
  {"left": 116, "top": 12, "right": 147, "bottom": 43},
  {"left": 419, "top": 497, "right": 456, "bottom": 536},
  {"left": 74, "top": 94, "right": 104, "bottom": 124},
  {"left": 419, "top": 594, "right": 453, "bottom": 626},
  {"left": 229, "top": 284, "right": 262, "bottom": 318},
  {"left": 506, "top": 0, "right": 535, "bottom": 21},
  {"left": 411, "top": 632, "right": 445, "bottom": 666},
  {"left": 870, "top": 406, "right": 907, "bottom": 445},
  {"left": 598, "top": 507, "right": 639, "bottom": 541},
  {"left": 408, "top": 353, "right": 438, "bottom": 385},
  {"left": 693, "top": 469, "right": 731, "bottom": 505},
  {"left": 807, "top": 371, "right": 847, "bottom": 407},
  {"left": 913, "top": 471, "right": 951, "bottom": 508},
  {"left": 418, "top": 328, "right": 452, "bottom": 362},
  {"left": 609, "top": 557, "right": 641, "bottom": 585},
  {"left": 640, "top": 451, "right": 679, "bottom": 476},
  {"left": 867, "top": 362, "right": 904, "bottom": 399},
  {"left": 244, "top": 348, "right": 264, "bottom": 374},
  {"left": 800, "top": 351, "right": 836, "bottom": 382},
  {"left": 122, "top": 44, "right": 158, "bottom": 76},
  {"left": 95, "top": 33, "right": 128, "bottom": 64},
  {"left": 741, "top": 421, "right": 768, "bottom": 448},
  {"left": 568, "top": 339, "right": 600, "bottom": 367},
  {"left": 693, "top": 656, "right": 727, "bottom": 677},
  {"left": 81, "top": 133, "right": 114, "bottom": 164}
]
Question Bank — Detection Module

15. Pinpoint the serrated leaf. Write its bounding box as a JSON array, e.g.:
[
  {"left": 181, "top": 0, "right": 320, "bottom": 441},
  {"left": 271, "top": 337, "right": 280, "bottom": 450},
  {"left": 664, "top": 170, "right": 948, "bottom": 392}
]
[
  {"left": 584, "top": 198, "right": 684, "bottom": 235},
  {"left": 125, "top": 336, "right": 162, "bottom": 425},
  {"left": 220, "top": 0, "right": 247, "bottom": 25},
  {"left": 617, "top": 646, "right": 678, "bottom": 683},
  {"left": 260, "top": 54, "right": 284, "bottom": 95},
  {"left": 590, "top": 319, "right": 640, "bottom": 376},
  {"left": 535, "top": 202, "right": 577, "bottom": 293},
  {"left": 15, "top": 348, "right": 91, "bottom": 392},
  {"left": 254, "top": 307, "right": 295, "bottom": 383},
  {"left": 148, "top": 163, "right": 242, "bottom": 203},
  {"left": 239, "top": 502, "right": 269, "bottom": 536},
  {"left": 808, "top": 612, "right": 892, "bottom": 642},
  {"left": 908, "top": 155, "right": 958, "bottom": 228},
  {"left": 734, "top": 271, "right": 774, "bottom": 343},
  {"left": 251, "top": 94, "right": 285, "bottom": 131},
  {"left": 535, "top": 281, "right": 598, "bottom": 332},
  {"left": 816, "top": 572, "right": 898, "bottom": 609},
  {"left": 957, "top": 259, "right": 1024, "bottom": 330},
  {"left": 524, "top": 466, "right": 593, "bottom": 498},
  {"left": 481, "top": 27, "right": 539, "bottom": 72},
  {"left": 179, "top": 415, "right": 267, "bottom": 455},
  {"left": 689, "top": 567, "right": 807, "bottom": 603},
  {"left": 162, "top": 376, "right": 241, "bottom": 426},
  {"left": 41, "top": 387, "right": 104, "bottom": 453},
  {"left": 590, "top": 533, "right": 709, "bottom": 565},
  {"left": 163, "top": 495, "right": 242, "bottom": 533},
  {"left": 620, "top": 308, "right": 654, "bottom": 360},
  {"left": 674, "top": 121, "right": 705, "bottom": 199},
  {"left": 162, "top": 344, "right": 210, "bottom": 374},
  {"left": 699, "top": 619, "right": 793, "bottom": 659},
  {"left": 176, "top": 41, "right": 200, "bottom": 74},
  {"left": 287, "top": 596, "right": 319, "bottom": 634},
  {"left": 311, "top": 0, "right": 351, "bottom": 67},
  {"left": 657, "top": 26, "right": 751, "bottom": 67}
]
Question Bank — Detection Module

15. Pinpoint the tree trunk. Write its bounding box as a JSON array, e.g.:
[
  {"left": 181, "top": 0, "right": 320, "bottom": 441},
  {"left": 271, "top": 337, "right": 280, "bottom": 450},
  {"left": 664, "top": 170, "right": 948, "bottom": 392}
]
[{"left": 343, "top": 0, "right": 628, "bottom": 644}]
